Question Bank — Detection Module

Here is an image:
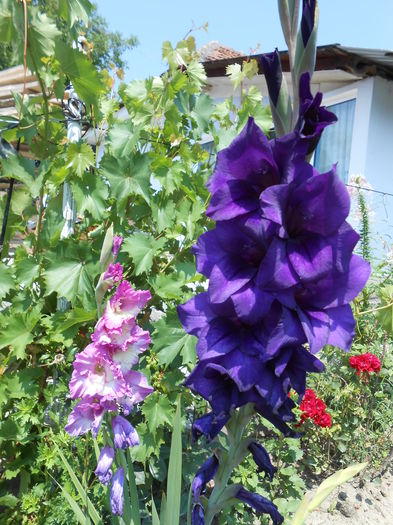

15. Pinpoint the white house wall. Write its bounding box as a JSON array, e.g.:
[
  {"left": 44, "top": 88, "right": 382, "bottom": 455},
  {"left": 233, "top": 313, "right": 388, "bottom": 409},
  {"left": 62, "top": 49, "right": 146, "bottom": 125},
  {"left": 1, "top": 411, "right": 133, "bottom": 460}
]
[{"left": 364, "top": 76, "right": 393, "bottom": 251}]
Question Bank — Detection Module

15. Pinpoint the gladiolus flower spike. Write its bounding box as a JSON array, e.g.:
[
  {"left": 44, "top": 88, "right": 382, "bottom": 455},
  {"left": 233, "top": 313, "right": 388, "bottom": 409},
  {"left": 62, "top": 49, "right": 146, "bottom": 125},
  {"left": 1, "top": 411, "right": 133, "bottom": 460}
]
[
  {"left": 180, "top": 98, "right": 369, "bottom": 523},
  {"left": 65, "top": 235, "right": 154, "bottom": 516}
]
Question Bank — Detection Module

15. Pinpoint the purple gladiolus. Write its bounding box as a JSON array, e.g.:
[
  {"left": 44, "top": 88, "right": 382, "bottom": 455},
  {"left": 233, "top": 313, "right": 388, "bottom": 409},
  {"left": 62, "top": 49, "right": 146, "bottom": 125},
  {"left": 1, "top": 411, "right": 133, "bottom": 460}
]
[
  {"left": 112, "top": 415, "right": 140, "bottom": 449},
  {"left": 192, "top": 455, "right": 219, "bottom": 502},
  {"left": 104, "top": 262, "right": 123, "bottom": 288},
  {"left": 110, "top": 468, "right": 124, "bottom": 515},
  {"left": 178, "top": 116, "right": 370, "bottom": 444},
  {"left": 248, "top": 442, "right": 277, "bottom": 481},
  {"left": 101, "top": 281, "right": 151, "bottom": 333},
  {"left": 295, "top": 72, "right": 337, "bottom": 153},
  {"left": 112, "top": 235, "right": 123, "bottom": 257},
  {"left": 95, "top": 446, "right": 115, "bottom": 485},
  {"left": 259, "top": 49, "right": 282, "bottom": 107},
  {"left": 236, "top": 487, "right": 283, "bottom": 525},
  {"left": 65, "top": 401, "right": 104, "bottom": 438},
  {"left": 300, "top": 0, "right": 317, "bottom": 47},
  {"left": 192, "top": 503, "right": 205, "bottom": 525}
]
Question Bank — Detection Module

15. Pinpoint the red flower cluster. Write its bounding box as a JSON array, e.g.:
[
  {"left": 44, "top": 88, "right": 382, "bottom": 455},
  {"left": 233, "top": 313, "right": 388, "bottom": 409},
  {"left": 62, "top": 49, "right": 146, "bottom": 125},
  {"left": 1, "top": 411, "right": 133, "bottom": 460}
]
[
  {"left": 349, "top": 353, "right": 381, "bottom": 376},
  {"left": 297, "top": 388, "right": 332, "bottom": 428}
]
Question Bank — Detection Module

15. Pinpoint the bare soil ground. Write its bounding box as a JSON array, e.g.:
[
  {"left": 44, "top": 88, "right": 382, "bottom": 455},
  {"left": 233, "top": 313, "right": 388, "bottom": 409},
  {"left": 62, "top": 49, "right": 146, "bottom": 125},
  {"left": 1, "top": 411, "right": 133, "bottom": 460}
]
[{"left": 304, "top": 470, "right": 393, "bottom": 524}]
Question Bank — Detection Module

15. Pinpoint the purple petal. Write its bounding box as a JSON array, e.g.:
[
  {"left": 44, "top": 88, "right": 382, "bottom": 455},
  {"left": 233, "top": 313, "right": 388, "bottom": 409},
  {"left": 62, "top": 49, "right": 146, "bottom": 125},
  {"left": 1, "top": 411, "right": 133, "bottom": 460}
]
[
  {"left": 110, "top": 468, "right": 124, "bottom": 515},
  {"left": 259, "top": 49, "right": 282, "bottom": 107},
  {"left": 236, "top": 487, "right": 284, "bottom": 525},
  {"left": 248, "top": 442, "right": 277, "bottom": 481},
  {"left": 112, "top": 415, "right": 140, "bottom": 449},
  {"left": 192, "top": 455, "right": 219, "bottom": 501},
  {"left": 95, "top": 446, "right": 114, "bottom": 485}
]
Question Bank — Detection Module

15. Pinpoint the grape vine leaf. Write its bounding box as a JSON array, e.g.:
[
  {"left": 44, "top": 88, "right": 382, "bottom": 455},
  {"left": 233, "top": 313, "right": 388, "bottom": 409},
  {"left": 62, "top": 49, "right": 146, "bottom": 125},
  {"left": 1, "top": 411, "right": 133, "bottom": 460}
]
[{"left": 122, "top": 233, "right": 165, "bottom": 275}]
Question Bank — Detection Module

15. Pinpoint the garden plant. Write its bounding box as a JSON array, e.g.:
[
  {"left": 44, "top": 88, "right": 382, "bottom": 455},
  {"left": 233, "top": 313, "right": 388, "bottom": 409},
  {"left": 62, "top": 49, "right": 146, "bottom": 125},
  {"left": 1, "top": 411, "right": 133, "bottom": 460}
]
[{"left": 0, "top": 0, "right": 393, "bottom": 524}]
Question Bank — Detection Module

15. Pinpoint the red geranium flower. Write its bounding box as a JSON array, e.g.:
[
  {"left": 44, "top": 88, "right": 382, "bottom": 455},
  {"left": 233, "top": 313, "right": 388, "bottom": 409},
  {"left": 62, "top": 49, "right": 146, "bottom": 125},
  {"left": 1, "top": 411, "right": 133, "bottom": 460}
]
[
  {"left": 349, "top": 353, "right": 381, "bottom": 376},
  {"left": 296, "top": 388, "right": 332, "bottom": 428}
]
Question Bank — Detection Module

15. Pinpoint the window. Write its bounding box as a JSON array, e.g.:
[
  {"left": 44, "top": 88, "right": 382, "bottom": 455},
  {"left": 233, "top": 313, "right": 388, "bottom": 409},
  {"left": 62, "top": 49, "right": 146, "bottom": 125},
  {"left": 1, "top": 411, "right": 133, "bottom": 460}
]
[{"left": 314, "top": 98, "right": 356, "bottom": 182}]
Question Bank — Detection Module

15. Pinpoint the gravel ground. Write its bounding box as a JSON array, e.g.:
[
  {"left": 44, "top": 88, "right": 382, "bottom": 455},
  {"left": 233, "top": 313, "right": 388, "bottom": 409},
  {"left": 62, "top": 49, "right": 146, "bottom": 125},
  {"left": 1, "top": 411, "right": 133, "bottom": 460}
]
[{"left": 304, "top": 471, "right": 393, "bottom": 524}]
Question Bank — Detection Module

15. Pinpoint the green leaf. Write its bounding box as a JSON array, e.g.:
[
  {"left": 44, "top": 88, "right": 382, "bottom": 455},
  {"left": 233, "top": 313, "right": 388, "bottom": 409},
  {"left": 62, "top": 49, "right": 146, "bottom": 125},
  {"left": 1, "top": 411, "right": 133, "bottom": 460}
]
[
  {"left": 51, "top": 475, "right": 91, "bottom": 525},
  {"left": 186, "top": 60, "right": 207, "bottom": 88},
  {"left": 108, "top": 122, "right": 143, "bottom": 157},
  {"left": 59, "top": 0, "right": 92, "bottom": 27},
  {"left": 191, "top": 93, "right": 213, "bottom": 132},
  {"left": 101, "top": 153, "right": 151, "bottom": 207},
  {"left": 56, "top": 445, "right": 102, "bottom": 525},
  {"left": 126, "top": 449, "right": 141, "bottom": 525},
  {"left": 6, "top": 368, "right": 43, "bottom": 399},
  {"left": 152, "top": 496, "right": 160, "bottom": 525},
  {"left": 291, "top": 463, "right": 367, "bottom": 525},
  {"left": 14, "top": 256, "right": 39, "bottom": 287},
  {"left": 28, "top": 9, "right": 60, "bottom": 59},
  {"left": 160, "top": 493, "right": 167, "bottom": 525},
  {"left": 226, "top": 63, "right": 243, "bottom": 90},
  {"left": 72, "top": 171, "right": 109, "bottom": 220},
  {"left": 150, "top": 273, "right": 186, "bottom": 300},
  {"left": 0, "top": 2, "right": 15, "bottom": 43},
  {"left": 0, "top": 262, "right": 14, "bottom": 300},
  {"left": 141, "top": 393, "right": 174, "bottom": 434},
  {"left": 166, "top": 397, "right": 182, "bottom": 525},
  {"left": 0, "top": 316, "right": 35, "bottom": 359},
  {"left": 0, "top": 155, "right": 41, "bottom": 197},
  {"left": 376, "top": 285, "right": 393, "bottom": 335},
  {"left": 123, "top": 233, "right": 165, "bottom": 275},
  {"left": 67, "top": 142, "right": 95, "bottom": 178},
  {"left": 152, "top": 317, "right": 196, "bottom": 367},
  {"left": 55, "top": 40, "right": 105, "bottom": 107},
  {"left": 44, "top": 259, "right": 94, "bottom": 307},
  {"left": 0, "top": 494, "right": 18, "bottom": 509}
]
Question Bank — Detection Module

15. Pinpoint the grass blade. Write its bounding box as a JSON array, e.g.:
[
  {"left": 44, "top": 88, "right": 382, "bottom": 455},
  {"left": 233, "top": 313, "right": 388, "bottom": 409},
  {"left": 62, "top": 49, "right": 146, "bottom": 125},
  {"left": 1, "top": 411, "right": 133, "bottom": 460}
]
[
  {"left": 56, "top": 444, "right": 102, "bottom": 525},
  {"left": 186, "top": 482, "right": 192, "bottom": 525},
  {"left": 50, "top": 475, "right": 90, "bottom": 525},
  {"left": 160, "top": 492, "right": 167, "bottom": 525},
  {"left": 126, "top": 448, "right": 141, "bottom": 525},
  {"left": 166, "top": 396, "right": 182, "bottom": 525},
  {"left": 152, "top": 496, "right": 160, "bottom": 525}
]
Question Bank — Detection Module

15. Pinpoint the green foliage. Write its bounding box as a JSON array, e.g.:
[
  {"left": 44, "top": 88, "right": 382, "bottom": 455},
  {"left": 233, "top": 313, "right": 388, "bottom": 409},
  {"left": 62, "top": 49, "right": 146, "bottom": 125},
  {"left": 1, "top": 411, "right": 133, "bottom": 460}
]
[
  {"left": 0, "top": 4, "right": 273, "bottom": 522},
  {"left": 0, "top": 0, "right": 137, "bottom": 72}
]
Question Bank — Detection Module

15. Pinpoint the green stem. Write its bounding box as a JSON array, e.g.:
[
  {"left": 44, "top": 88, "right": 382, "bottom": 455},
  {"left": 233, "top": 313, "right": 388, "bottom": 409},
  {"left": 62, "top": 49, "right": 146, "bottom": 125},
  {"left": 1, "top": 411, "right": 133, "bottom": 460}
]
[
  {"left": 117, "top": 450, "right": 132, "bottom": 525},
  {"left": 204, "top": 405, "right": 254, "bottom": 525},
  {"left": 358, "top": 301, "right": 393, "bottom": 317}
]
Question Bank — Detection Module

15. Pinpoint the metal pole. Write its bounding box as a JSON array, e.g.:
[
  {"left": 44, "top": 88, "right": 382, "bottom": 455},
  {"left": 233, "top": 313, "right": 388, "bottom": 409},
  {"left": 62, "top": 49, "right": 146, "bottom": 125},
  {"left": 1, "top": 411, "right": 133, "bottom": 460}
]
[{"left": 58, "top": 82, "right": 84, "bottom": 311}]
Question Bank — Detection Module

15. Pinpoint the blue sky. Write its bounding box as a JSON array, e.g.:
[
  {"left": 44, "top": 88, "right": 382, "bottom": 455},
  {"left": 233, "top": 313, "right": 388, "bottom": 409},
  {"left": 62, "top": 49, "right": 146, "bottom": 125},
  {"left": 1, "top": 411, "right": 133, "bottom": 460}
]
[{"left": 95, "top": 0, "right": 393, "bottom": 82}]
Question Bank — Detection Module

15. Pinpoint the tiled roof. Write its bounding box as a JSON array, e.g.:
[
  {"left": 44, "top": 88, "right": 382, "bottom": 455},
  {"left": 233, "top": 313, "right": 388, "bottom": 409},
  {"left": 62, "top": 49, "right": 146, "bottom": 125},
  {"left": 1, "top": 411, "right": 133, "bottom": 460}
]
[{"left": 198, "top": 41, "right": 243, "bottom": 62}]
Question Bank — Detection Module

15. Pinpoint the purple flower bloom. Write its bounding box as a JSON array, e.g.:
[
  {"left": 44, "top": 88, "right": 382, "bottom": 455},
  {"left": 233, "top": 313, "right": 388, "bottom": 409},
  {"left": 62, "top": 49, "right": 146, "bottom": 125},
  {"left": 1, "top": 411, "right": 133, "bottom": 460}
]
[
  {"left": 92, "top": 319, "right": 151, "bottom": 361},
  {"left": 112, "top": 235, "right": 123, "bottom": 257},
  {"left": 95, "top": 446, "right": 115, "bottom": 485},
  {"left": 206, "top": 118, "right": 314, "bottom": 223},
  {"left": 101, "top": 281, "right": 151, "bottom": 333},
  {"left": 248, "top": 442, "right": 277, "bottom": 481},
  {"left": 179, "top": 293, "right": 323, "bottom": 439},
  {"left": 103, "top": 263, "right": 123, "bottom": 288},
  {"left": 112, "top": 415, "right": 140, "bottom": 449},
  {"left": 300, "top": 0, "right": 317, "bottom": 48},
  {"left": 69, "top": 344, "right": 126, "bottom": 401},
  {"left": 178, "top": 116, "right": 369, "bottom": 447},
  {"left": 295, "top": 72, "right": 337, "bottom": 153},
  {"left": 123, "top": 370, "right": 154, "bottom": 405},
  {"left": 192, "top": 455, "right": 219, "bottom": 502},
  {"left": 192, "top": 503, "right": 205, "bottom": 525},
  {"left": 259, "top": 49, "right": 282, "bottom": 107},
  {"left": 110, "top": 467, "right": 124, "bottom": 515},
  {"left": 65, "top": 400, "right": 104, "bottom": 438},
  {"left": 236, "top": 487, "right": 283, "bottom": 525}
]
